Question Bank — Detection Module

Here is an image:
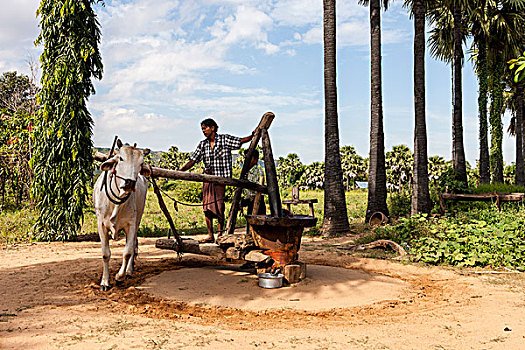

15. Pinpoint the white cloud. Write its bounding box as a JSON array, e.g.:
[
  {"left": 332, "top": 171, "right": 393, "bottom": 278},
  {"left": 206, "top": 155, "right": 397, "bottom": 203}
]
[
  {"left": 271, "top": 0, "right": 321, "bottom": 27},
  {"left": 211, "top": 5, "right": 278, "bottom": 54},
  {"left": 0, "top": 0, "right": 40, "bottom": 74}
]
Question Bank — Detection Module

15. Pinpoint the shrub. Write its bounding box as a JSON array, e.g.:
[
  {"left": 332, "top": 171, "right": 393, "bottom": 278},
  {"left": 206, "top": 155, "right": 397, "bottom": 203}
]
[
  {"left": 380, "top": 209, "right": 525, "bottom": 269},
  {"left": 434, "top": 168, "right": 469, "bottom": 194},
  {"left": 387, "top": 191, "right": 411, "bottom": 216},
  {"left": 470, "top": 183, "right": 525, "bottom": 194},
  {"left": 162, "top": 180, "right": 202, "bottom": 203}
]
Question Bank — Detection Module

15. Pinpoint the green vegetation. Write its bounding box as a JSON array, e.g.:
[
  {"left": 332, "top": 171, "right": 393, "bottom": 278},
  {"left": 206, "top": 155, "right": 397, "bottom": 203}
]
[
  {"left": 376, "top": 209, "right": 525, "bottom": 269},
  {"left": 32, "top": 0, "right": 103, "bottom": 240}
]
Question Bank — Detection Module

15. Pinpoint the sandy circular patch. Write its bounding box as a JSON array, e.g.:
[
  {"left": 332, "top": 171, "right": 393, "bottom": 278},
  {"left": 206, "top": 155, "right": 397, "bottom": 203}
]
[{"left": 137, "top": 264, "right": 408, "bottom": 312}]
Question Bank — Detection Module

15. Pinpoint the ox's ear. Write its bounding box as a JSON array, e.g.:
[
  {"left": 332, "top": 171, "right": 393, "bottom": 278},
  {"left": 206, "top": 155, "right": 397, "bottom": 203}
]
[
  {"left": 100, "top": 157, "right": 118, "bottom": 171},
  {"left": 117, "top": 139, "right": 123, "bottom": 148},
  {"left": 140, "top": 164, "right": 151, "bottom": 177},
  {"left": 143, "top": 148, "right": 151, "bottom": 156}
]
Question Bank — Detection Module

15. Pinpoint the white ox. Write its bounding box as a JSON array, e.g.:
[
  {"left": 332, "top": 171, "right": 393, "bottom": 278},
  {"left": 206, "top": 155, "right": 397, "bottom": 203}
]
[{"left": 93, "top": 140, "right": 151, "bottom": 291}]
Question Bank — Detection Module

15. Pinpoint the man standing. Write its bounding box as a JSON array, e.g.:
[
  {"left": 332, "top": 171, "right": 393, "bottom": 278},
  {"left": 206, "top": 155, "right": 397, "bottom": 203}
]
[{"left": 180, "top": 118, "right": 253, "bottom": 242}]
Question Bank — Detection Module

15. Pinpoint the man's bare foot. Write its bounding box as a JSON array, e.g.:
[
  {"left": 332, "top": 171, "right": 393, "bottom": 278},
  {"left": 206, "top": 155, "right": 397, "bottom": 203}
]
[{"left": 199, "top": 236, "right": 215, "bottom": 244}]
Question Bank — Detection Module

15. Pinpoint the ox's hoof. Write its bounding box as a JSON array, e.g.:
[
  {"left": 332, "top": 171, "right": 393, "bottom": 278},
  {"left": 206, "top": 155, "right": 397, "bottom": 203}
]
[
  {"left": 100, "top": 285, "right": 110, "bottom": 292},
  {"left": 115, "top": 279, "right": 124, "bottom": 286}
]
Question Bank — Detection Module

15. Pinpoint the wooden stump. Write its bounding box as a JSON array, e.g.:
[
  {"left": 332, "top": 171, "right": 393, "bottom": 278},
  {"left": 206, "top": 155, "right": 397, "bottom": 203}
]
[
  {"left": 296, "top": 261, "right": 307, "bottom": 280},
  {"left": 283, "top": 264, "right": 301, "bottom": 284}
]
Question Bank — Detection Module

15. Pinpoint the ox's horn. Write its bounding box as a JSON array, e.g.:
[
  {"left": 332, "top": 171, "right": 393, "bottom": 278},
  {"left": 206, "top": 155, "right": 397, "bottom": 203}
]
[{"left": 117, "top": 139, "right": 123, "bottom": 148}]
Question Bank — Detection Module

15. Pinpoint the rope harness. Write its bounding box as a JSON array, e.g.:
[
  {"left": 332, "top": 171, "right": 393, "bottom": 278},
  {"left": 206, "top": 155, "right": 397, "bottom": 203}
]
[{"left": 101, "top": 166, "right": 132, "bottom": 205}]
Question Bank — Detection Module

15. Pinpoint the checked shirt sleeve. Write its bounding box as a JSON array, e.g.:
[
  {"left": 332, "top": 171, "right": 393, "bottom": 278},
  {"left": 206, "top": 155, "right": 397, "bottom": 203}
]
[
  {"left": 222, "top": 134, "right": 242, "bottom": 151},
  {"left": 190, "top": 141, "right": 204, "bottom": 162}
]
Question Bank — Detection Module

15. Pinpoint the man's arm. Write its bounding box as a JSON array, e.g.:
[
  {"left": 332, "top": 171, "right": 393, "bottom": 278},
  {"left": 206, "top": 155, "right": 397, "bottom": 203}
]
[
  {"left": 239, "top": 130, "right": 256, "bottom": 144},
  {"left": 179, "top": 159, "right": 195, "bottom": 171}
]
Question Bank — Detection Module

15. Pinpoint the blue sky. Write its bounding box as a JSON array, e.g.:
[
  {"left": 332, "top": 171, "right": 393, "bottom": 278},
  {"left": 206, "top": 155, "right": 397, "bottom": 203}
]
[{"left": 0, "top": 0, "right": 517, "bottom": 165}]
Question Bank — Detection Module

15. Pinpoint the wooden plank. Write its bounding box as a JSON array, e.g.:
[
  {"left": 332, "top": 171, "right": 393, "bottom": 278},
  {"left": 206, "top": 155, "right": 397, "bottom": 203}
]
[
  {"left": 155, "top": 238, "right": 224, "bottom": 257},
  {"left": 244, "top": 250, "right": 272, "bottom": 263},
  {"left": 282, "top": 199, "right": 318, "bottom": 204},
  {"left": 261, "top": 128, "right": 282, "bottom": 217},
  {"left": 226, "top": 112, "right": 275, "bottom": 235}
]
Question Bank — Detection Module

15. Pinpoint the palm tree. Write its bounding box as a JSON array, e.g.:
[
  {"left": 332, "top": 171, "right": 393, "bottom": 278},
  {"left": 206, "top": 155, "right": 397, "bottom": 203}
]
[
  {"left": 405, "top": 0, "right": 432, "bottom": 214},
  {"left": 322, "top": 0, "right": 350, "bottom": 235},
  {"left": 428, "top": 0, "right": 469, "bottom": 185},
  {"left": 360, "top": 0, "right": 390, "bottom": 222},
  {"left": 513, "top": 83, "right": 525, "bottom": 185},
  {"left": 469, "top": 0, "right": 490, "bottom": 184},
  {"left": 485, "top": 0, "right": 525, "bottom": 183}
]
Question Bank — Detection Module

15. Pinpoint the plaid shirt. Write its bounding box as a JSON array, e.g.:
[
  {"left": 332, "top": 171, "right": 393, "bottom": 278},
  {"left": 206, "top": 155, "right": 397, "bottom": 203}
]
[{"left": 190, "top": 134, "right": 242, "bottom": 178}]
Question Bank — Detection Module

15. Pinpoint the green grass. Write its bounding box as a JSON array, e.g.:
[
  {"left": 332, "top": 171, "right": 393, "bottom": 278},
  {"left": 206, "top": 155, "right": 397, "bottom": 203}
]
[
  {"left": 0, "top": 206, "right": 38, "bottom": 245},
  {"left": 0, "top": 189, "right": 368, "bottom": 245}
]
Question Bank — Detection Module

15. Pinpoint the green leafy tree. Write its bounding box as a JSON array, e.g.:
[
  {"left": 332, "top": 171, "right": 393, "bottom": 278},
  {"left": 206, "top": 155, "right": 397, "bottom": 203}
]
[
  {"left": 234, "top": 146, "right": 262, "bottom": 170},
  {"left": 385, "top": 145, "right": 414, "bottom": 192},
  {"left": 509, "top": 52, "right": 525, "bottom": 83},
  {"left": 276, "top": 153, "right": 304, "bottom": 188},
  {"left": 0, "top": 71, "right": 38, "bottom": 208},
  {"left": 504, "top": 162, "right": 515, "bottom": 184},
  {"left": 298, "top": 162, "right": 325, "bottom": 190},
  {"left": 32, "top": 0, "right": 103, "bottom": 240},
  {"left": 0, "top": 71, "right": 38, "bottom": 114},
  {"left": 158, "top": 146, "right": 191, "bottom": 170},
  {"left": 340, "top": 145, "right": 367, "bottom": 190},
  {"left": 428, "top": 155, "right": 451, "bottom": 185}
]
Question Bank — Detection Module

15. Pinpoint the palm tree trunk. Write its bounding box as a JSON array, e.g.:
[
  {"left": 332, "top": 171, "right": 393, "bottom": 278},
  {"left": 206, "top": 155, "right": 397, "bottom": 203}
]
[
  {"left": 411, "top": 0, "right": 431, "bottom": 215},
  {"left": 478, "top": 41, "right": 490, "bottom": 184},
  {"left": 366, "top": 0, "right": 389, "bottom": 222},
  {"left": 489, "top": 60, "right": 504, "bottom": 183},
  {"left": 516, "top": 83, "right": 525, "bottom": 186},
  {"left": 452, "top": 3, "right": 467, "bottom": 184},
  {"left": 322, "top": 0, "right": 350, "bottom": 235}
]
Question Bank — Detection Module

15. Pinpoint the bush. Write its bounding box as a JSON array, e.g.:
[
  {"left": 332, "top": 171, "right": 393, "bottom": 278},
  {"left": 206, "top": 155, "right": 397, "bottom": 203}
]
[
  {"left": 387, "top": 191, "right": 411, "bottom": 216},
  {"left": 381, "top": 209, "right": 525, "bottom": 269},
  {"left": 434, "top": 168, "right": 468, "bottom": 194},
  {"left": 162, "top": 180, "right": 202, "bottom": 203},
  {"left": 470, "top": 183, "right": 525, "bottom": 194}
]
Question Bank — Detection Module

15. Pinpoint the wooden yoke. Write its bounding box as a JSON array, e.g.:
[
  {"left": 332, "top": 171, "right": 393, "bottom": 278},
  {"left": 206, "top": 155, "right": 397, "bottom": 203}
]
[{"left": 225, "top": 112, "right": 275, "bottom": 235}]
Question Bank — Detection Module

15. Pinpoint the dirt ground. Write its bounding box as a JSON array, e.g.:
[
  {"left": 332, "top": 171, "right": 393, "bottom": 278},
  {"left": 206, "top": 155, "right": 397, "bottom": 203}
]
[{"left": 1, "top": 235, "right": 525, "bottom": 349}]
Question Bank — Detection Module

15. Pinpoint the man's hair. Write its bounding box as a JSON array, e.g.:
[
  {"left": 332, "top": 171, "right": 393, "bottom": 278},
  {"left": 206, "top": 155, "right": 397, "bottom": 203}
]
[{"left": 201, "top": 118, "right": 219, "bottom": 131}]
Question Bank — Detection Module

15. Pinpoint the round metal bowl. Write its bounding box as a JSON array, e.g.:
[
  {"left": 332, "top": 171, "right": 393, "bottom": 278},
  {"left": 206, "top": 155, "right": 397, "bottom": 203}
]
[{"left": 258, "top": 273, "right": 284, "bottom": 289}]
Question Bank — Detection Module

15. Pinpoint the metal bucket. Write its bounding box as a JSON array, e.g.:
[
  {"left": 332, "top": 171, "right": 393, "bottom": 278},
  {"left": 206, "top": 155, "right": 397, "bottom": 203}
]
[{"left": 258, "top": 273, "right": 284, "bottom": 289}]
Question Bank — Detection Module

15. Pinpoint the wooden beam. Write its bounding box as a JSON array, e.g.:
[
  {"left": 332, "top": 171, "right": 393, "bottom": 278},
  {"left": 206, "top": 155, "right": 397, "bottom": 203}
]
[
  {"left": 148, "top": 167, "right": 267, "bottom": 193},
  {"left": 225, "top": 112, "right": 275, "bottom": 234},
  {"left": 261, "top": 128, "right": 282, "bottom": 217},
  {"left": 93, "top": 160, "right": 269, "bottom": 196}
]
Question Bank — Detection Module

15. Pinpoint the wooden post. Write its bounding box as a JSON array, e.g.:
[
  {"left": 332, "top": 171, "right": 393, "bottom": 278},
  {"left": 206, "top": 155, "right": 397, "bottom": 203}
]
[
  {"left": 150, "top": 176, "right": 182, "bottom": 253},
  {"left": 225, "top": 112, "right": 275, "bottom": 234},
  {"left": 262, "top": 128, "right": 282, "bottom": 217}
]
